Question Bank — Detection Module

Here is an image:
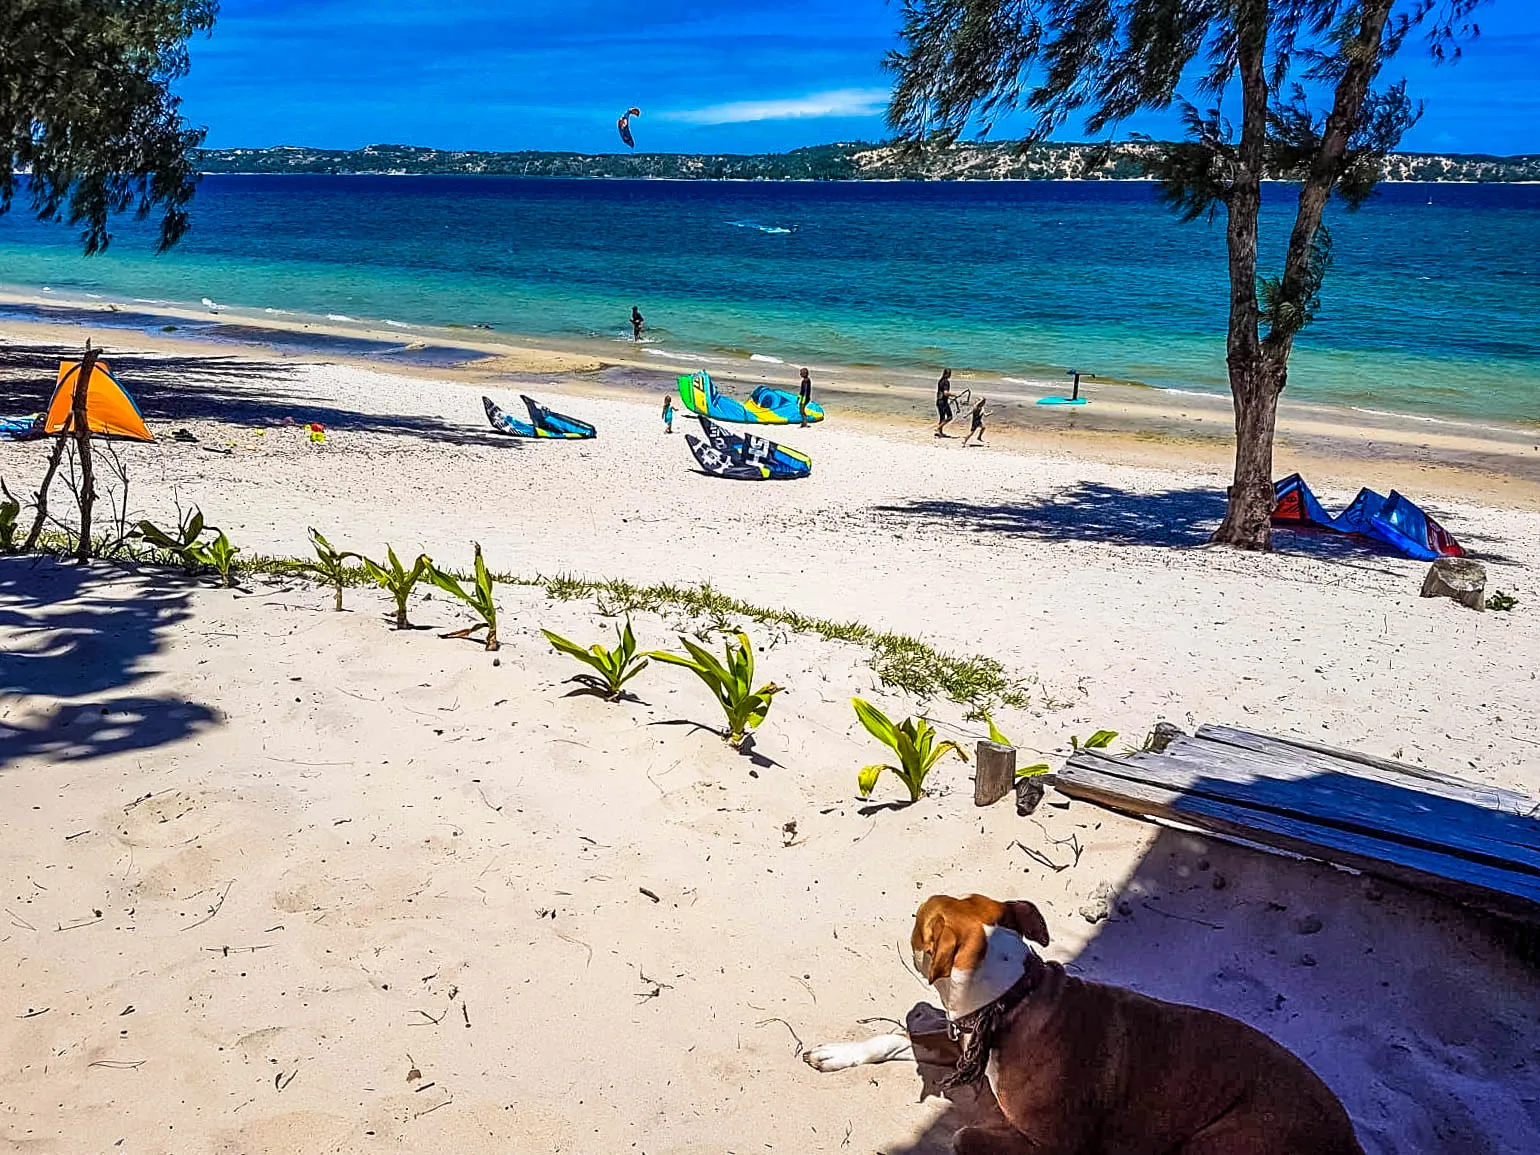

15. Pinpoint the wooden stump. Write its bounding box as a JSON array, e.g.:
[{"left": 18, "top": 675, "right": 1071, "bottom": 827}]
[
  {"left": 1420, "top": 557, "right": 1486, "bottom": 611},
  {"left": 974, "top": 741, "right": 1016, "bottom": 807}
]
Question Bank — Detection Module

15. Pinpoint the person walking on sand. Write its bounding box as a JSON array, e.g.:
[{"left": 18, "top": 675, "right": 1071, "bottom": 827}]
[
  {"left": 962, "top": 397, "right": 991, "bottom": 447},
  {"left": 662, "top": 393, "right": 674, "bottom": 434},
  {"left": 631, "top": 305, "right": 645, "bottom": 341},
  {"left": 935, "top": 369, "right": 955, "bottom": 438},
  {"left": 798, "top": 367, "right": 813, "bottom": 427}
]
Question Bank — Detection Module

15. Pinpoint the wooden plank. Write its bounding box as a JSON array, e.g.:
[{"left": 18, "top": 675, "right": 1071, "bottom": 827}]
[
  {"left": 1055, "top": 763, "right": 1540, "bottom": 924},
  {"left": 1112, "top": 740, "right": 1540, "bottom": 869},
  {"left": 1196, "top": 725, "right": 1535, "bottom": 811}
]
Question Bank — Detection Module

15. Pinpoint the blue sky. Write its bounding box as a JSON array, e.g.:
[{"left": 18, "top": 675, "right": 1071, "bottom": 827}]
[{"left": 182, "top": 1, "right": 1539, "bottom": 155}]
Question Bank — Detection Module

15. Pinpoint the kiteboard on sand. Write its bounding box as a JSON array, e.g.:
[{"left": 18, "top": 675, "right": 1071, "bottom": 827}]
[
  {"left": 686, "top": 416, "right": 811, "bottom": 480},
  {"left": 483, "top": 395, "right": 596, "bottom": 439},
  {"left": 1036, "top": 369, "right": 1091, "bottom": 406},
  {"left": 677, "top": 371, "right": 824, "bottom": 425}
]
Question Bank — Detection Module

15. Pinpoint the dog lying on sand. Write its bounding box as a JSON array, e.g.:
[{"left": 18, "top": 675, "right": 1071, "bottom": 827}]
[{"left": 806, "top": 893, "right": 1364, "bottom": 1155}]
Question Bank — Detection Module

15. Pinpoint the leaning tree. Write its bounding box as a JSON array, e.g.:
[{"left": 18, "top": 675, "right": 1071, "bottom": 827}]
[
  {"left": 1, "top": 0, "right": 219, "bottom": 254},
  {"left": 887, "top": 0, "right": 1486, "bottom": 549}
]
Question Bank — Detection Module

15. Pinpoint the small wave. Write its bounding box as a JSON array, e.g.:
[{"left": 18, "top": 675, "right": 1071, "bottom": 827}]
[
  {"left": 749, "top": 353, "right": 784, "bottom": 364},
  {"left": 326, "top": 313, "right": 357, "bottom": 322},
  {"left": 201, "top": 297, "right": 221, "bottom": 312},
  {"left": 644, "top": 348, "right": 726, "bottom": 364},
  {"left": 727, "top": 220, "right": 793, "bottom": 235},
  {"left": 384, "top": 319, "right": 413, "bottom": 328},
  {"left": 264, "top": 307, "right": 295, "bottom": 315},
  {"left": 1158, "top": 387, "right": 1223, "bottom": 398}
]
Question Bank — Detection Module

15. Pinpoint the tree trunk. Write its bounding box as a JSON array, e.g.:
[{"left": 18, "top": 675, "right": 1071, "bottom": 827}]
[
  {"left": 1213, "top": 357, "right": 1284, "bottom": 549},
  {"left": 22, "top": 345, "right": 99, "bottom": 554},
  {"left": 72, "top": 343, "right": 100, "bottom": 561},
  {"left": 973, "top": 740, "right": 1016, "bottom": 806}
]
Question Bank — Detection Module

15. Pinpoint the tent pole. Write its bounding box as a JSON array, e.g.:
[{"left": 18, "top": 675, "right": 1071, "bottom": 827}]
[{"left": 72, "top": 341, "right": 100, "bottom": 562}]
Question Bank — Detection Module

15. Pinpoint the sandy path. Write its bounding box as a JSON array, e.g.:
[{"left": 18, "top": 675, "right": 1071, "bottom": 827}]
[{"left": 3, "top": 348, "right": 1539, "bottom": 1153}]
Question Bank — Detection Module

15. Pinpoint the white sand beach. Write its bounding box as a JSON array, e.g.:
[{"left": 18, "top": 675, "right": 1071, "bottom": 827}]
[{"left": 3, "top": 332, "right": 1540, "bottom": 1153}]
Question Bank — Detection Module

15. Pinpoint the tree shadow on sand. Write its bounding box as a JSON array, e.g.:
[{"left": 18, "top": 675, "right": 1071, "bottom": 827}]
[
  {"left": 870, "top": 483, "right": 1438, "bottom": 573},
  {"left": 0, "top": 557, "right": 219, "bottom": 769},
  {"left": 0, "top": 344, "right": 525, "bottom": 449},
  {"left": 850, "top": 777, "right": 1540, "bottom": 1153}
]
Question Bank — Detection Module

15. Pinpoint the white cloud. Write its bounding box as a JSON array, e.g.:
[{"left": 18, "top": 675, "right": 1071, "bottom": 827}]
[{"left": 662, "top": 88, "right": 889, "bottom": 125}]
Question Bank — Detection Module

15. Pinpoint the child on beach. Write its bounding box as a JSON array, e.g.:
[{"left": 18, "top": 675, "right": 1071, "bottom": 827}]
[
  {"left": 662, "top": 394, "right": 674, "bottom": 433},
  {"left": 962, "top": 397, "right": 991, "bottom": 446}
]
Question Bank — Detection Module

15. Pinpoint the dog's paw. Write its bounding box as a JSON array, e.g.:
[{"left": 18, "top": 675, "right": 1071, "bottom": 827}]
[
  {"left": 803, "top": 1041, "right": 867, "bottom": 1072},
  {"left": 803, "top": 1034, "right": 911, "bottom": 1072}
]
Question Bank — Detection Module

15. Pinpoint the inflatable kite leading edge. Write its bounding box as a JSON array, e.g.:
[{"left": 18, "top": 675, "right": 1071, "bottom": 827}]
[{"left": 677, "top": 371, "right": 824, "bottom": 425}]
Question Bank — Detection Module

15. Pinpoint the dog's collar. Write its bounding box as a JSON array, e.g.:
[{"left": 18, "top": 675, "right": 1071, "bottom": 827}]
[{"left": 943, "top": 949, "right": 1045, "bottom": 1088}]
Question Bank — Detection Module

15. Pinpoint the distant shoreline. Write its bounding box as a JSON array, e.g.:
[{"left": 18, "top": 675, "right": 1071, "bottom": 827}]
[{"left": 193, "top": 141, "right": 1540, "bottom": 183}]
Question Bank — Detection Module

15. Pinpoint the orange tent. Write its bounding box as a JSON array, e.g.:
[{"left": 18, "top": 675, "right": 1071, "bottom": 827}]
[{"left": 42, "top": 360, "right": 153, "bottom": 441}]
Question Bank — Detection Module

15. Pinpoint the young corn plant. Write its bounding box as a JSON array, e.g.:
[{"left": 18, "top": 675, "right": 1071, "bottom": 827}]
[
  {"left": 0, "top": 480, "right": 19, "bottom": 553},
  {"left": 306, "top": 528, "right": 356, "bottom": 611},
  {"left": 191, "top": 531, "right": 241, "bottom": 588},
  {"left": 135, "top": 506, "right": 209, "bottom": 571},
  {"left": 427, "top": 543, "right": 500, "bottom": 650},
  {"left": 1071, "top": 730, "right": 1118, "bottom": 752},
  {"left": 542, "top": 616, "right": 649, "bottom": 701},
  {"left": 650, "top": 631, "right": 782, "bottom": 749},
  {"left": 359, "top": 546, "right": 432, "bottom": 629},
  {"left": 982, "top": 712, "right": 1051, "bottom": 778},
  {"left": 851, "top": 698, "right": 969, "bottom": 803}
]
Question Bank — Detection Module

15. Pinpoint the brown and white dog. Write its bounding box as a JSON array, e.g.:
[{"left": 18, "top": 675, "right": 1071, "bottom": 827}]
[{"left": 806, "top": 894, "right": 1365, "bottom": 1155}]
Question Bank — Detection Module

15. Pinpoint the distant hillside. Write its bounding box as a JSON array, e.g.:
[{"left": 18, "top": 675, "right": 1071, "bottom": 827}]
[{"left": 197, "top": 141, "right": 1540, "bottom": 183}]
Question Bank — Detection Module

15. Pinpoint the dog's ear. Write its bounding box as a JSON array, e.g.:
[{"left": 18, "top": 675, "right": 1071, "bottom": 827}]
[
  {"left": 924, "top": 911, "right": 960, "bottom": 984},
  {"left": 998, "top": 900, "right": 1050, "bottom": 947}
]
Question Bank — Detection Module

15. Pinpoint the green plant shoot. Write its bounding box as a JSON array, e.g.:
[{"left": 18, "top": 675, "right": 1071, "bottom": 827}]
[
  {"left": 359, "top": 546, "right": 431, "bottom": 630},
  {"left": 1487, "top": 590, "right": 1518, "bottom": 612},
  {"left": 1071, "top": 730, "right": 1119, "bottom": 751},
  {"left": 191, "top": 530, "right": 241, "bottom": 588},
  {"left": 851, "top": 698, "right": 968, "bottom": 802},
  {"left": 307, "top": 528, "right": 356, "bottom": 611},
  {"left": 0, "top": 479, "right": 19, "bottom": 553},
  {"left": 542, "top": 616, "right": 649, "bottom": 701},
  {"left": 427, "top": 542, "right": 500, "bottom": 650},
  {"left": 650, "top": 631, "right": 782, "bottom": 748},
  {"left": 135, "top": 506, "right": 208, "bottom": 571}
]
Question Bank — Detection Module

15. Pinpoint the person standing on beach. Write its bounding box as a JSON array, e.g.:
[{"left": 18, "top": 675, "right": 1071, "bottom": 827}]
[
  {"left": 962, "top": 397, "right": 991, "bottom": 447},
  {"left": 662, "top": 393, "right": 674, "bottom": 434},
  {"left": 631, "top": 306, "right": 645, "bottom": 341},
  {"left": 935, "top": 369, "right": 955, "bottom": 437},
  {"left": 798, "top": 368, "right": 813, "bottom": 427}
]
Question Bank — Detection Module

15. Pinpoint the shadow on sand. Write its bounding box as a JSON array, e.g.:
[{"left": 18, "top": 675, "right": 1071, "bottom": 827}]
[
  {"left": 870, "top": 483, "right": 1436, "bottom": 572},
  {"left": 0, "top": 556, "right": 219, "bottom": 768},
  {"left": 0, "top": 343, "right": 523, "bottom": 449},
  {"left": 863, "top": 773, "right": 1540, "bottom": 1153}
]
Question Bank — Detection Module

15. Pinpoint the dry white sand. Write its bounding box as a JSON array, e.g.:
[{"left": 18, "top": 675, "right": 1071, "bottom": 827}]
[{"left": 3, "top": 347, "right": 1539, "bottom": 1153}]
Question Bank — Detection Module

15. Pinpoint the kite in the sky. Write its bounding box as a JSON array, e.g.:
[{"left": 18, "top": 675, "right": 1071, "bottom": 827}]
[{"left": 617, "top": 107, "right": 641, "bottom": 148}]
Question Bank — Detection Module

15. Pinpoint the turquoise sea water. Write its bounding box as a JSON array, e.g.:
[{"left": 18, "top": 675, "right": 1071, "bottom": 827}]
[{"left": 0, "top": 176, "right": 1536, "bottom": 424}]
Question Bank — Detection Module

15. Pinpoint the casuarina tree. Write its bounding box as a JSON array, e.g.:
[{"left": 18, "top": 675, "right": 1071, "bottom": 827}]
[
  {"left": 1, "top": 1, "right": 219, "bottom": 254},
  {"left": 887, "top": 0, "right": 1486, "bottom": 549}
]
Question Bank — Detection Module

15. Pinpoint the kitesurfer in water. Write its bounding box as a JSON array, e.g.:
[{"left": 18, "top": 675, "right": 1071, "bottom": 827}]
[
  {"left": 631, "top": 305, "right": 645, "bottom": 341},
  {"left": 798, "top": 368, "right": 813, "bottom": 427},
  {"left": 935, "top": 369, "right": 955, "bottom": 438}
]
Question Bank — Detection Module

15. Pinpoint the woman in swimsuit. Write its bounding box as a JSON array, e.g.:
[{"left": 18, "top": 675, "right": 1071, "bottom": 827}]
[{"left": 935, "top": 369, "right": 955, "bottom": 438}]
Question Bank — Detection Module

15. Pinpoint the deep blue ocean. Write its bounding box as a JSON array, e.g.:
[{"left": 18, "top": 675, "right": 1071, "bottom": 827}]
[{"left": 1, "top": 176, "right": 1535, "bottom": 423}]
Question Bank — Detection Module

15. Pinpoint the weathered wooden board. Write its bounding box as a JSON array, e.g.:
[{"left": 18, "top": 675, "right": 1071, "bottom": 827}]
[
  {"left": 1058, "top": 726, "right": 1540, "bottom": 924},
  {"left": 1103, "top": 742, "right": 1540, "bottom": 867}
]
